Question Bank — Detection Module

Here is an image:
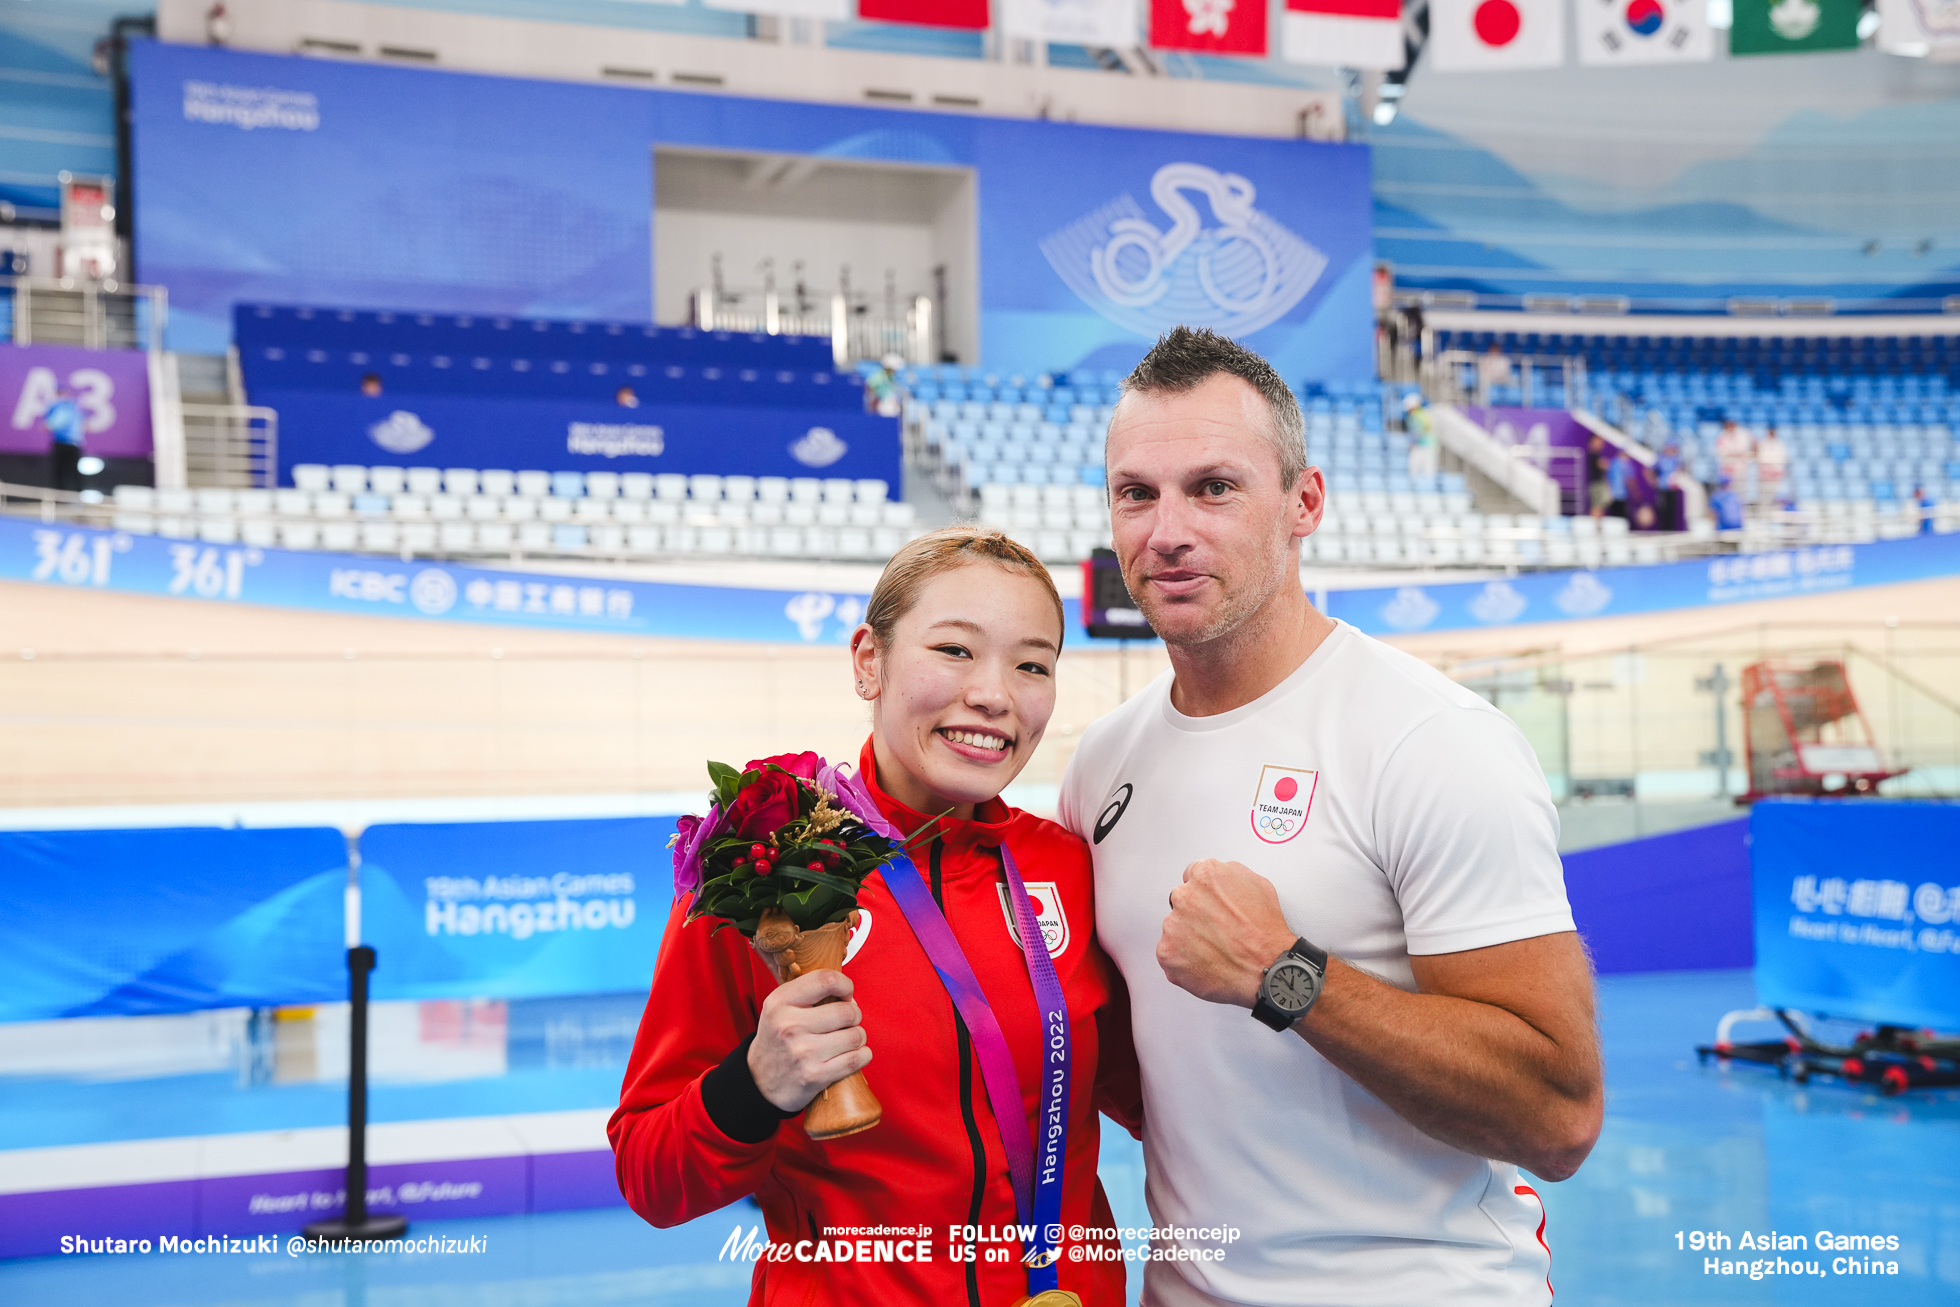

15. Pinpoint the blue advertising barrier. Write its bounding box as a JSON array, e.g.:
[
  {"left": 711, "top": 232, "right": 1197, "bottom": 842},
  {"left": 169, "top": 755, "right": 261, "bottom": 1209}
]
[
  {"left": 1751, "top": 799, "right": 1960, "bottom": 1029},
  {"left": 235, "top": 304, "right": 835, "bottom": 372},
  {"left": 8, "top": 516, "right": 1959, "bottom": 648},
  {"left": 1562, "top": 819, "right": 1752, "bottom": 975},
  {"left": 359, "top": 818, "right": 676, "bottom": 1001},
  {"left": 130, "top": 42, "right": 1375, "bottom": 379},
  {"left": 254, "top": 388, "right": 901, "bottom": 485},
  {"left": 240, "top": 352, "right": 863, "bottom": 408},
  {"left": 0, "top": 826, "right": 349, "bottom": 1021},
  {"left": 1321, "top": 530, "right": 1960, "bottom": 636}
]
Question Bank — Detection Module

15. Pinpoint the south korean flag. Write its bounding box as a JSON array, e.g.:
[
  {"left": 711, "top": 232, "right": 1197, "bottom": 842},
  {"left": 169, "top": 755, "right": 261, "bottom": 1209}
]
[{"left": 1576, "top": 0, "right": 1714, "bottom": 62}]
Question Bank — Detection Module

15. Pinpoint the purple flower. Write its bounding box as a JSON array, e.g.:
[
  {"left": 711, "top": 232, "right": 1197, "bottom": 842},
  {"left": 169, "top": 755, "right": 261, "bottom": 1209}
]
[
  {"left": 671, "top": 805, "right": 721, "bottom": 898},
  {"left": 815, "top": 761, "right": 900, "bottom": 841}
]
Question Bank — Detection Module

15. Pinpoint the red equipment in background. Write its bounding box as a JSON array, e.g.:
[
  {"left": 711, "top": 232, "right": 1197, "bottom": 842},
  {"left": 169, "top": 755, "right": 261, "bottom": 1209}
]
[{"left": 1741, "top": 659, "right": 1905, "bottom": 801}]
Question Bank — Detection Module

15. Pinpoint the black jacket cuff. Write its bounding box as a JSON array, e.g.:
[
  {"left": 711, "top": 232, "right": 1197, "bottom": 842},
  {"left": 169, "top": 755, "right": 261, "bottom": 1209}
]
[{"left": 701, "top": 1034, "right": 796, "bottom": 1144}]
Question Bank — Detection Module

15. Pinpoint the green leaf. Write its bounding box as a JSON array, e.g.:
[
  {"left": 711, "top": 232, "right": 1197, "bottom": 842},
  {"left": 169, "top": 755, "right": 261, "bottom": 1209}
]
[{"left": 775, "top": 864, "right": 859, "bottom": 896}]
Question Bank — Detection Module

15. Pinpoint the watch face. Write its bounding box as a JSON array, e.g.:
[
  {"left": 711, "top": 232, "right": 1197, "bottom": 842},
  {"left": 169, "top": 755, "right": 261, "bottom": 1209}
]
[{"left": 1266, "top": 960, "right": 1318, "bottom": 1013}]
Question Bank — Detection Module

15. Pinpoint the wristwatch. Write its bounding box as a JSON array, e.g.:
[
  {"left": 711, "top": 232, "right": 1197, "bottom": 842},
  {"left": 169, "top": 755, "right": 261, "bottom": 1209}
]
[{"left": 1252, "top": 937, "right": 1328, "bottom": 1031}]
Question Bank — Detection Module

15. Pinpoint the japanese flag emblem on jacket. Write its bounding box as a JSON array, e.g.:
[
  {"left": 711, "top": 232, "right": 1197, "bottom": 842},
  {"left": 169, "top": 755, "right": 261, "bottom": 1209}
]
[{"left": 998, "top": 882, "right": 1070, "bottom": 957}]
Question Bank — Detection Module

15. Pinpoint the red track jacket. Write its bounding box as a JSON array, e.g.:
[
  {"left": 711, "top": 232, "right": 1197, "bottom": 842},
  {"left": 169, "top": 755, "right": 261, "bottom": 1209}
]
[{"left": 610, "top": 739, "right": 1141, "bottom": 1306}]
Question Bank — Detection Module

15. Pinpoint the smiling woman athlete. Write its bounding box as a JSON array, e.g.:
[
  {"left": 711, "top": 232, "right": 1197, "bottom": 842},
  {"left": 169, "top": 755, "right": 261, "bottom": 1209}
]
[{"left": 610, "top": 526, "right": 1141, "bottom": 1307}]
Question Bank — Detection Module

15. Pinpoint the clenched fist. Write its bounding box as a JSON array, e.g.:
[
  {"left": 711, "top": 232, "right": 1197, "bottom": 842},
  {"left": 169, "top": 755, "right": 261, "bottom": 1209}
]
[{"left": 1157, "top": 859, "right": 1300, "bottom": 1009}]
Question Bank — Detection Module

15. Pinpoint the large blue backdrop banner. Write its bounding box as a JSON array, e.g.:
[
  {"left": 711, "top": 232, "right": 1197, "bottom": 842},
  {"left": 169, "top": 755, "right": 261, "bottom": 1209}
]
[
  {"left": 0, "top": 826, "right": 349, "bottom": 1021},
  {"left": 359, "top": 817, "right": 676, "bottom": 1001},
  {"left": 1751, "top": 799, "right": 1960, "bottom": 1030},
  {"left": 128, "top": 41, "right": 1375, "bottom": 380}
]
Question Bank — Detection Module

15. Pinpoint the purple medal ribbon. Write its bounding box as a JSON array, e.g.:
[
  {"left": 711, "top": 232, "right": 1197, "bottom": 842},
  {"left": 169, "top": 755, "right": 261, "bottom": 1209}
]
[{"left": 882, "top": 843, "right": 1072, "bottom": 1295}]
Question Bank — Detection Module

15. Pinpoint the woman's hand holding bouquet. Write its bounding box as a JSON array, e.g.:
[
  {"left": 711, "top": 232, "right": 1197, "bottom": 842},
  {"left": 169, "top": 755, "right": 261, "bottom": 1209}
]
[{"left": 670, "top": 749, "right": 902, "bottom": 1139}]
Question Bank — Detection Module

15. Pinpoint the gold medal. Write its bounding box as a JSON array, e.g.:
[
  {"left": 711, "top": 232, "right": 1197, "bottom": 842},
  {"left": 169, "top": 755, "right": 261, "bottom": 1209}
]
[{"left": 1009, "top": 1293, "right": 1084, "bottom": 1307}]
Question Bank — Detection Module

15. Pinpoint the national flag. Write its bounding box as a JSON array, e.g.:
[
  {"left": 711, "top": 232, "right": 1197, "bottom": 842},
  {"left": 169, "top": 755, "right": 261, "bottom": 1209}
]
[
  {"left": 1728, "top": 0, "right": 1861, "bottom": 53},
  {"left": 1428, "top": 0, "right": 1565, "bottom": 69},
  {"left": 1001, "top": 0, "right": 1138, "bottom": 45},
  {"left": 1876, "top": 0, "right": 1960, "bottom": 59},
  {"left": 1148, "top": 0, "right": 1270, "bottom": 55},
  {"left": 1575, "top": 0, "right": 1713, "bottom": 63},
  {"left": 1281, "top": 0, "right": 1406, "bottom": 70},
  {"left": 858, "top": 0, "right": 990, "bottom": 28}
]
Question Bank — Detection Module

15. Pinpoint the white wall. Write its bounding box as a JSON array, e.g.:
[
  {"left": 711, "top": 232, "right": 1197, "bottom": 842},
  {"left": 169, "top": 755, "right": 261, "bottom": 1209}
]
[{"left": 653, "top": 149, "right": 979, "bottom": 360}]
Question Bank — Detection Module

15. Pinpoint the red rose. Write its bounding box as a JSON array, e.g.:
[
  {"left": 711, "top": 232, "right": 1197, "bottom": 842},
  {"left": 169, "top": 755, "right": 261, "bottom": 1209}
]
[
  {"left": 747, "top": 751, "right": 824, "bottom": 781},
  {"left": 725, "top": 769, "right": 801, "bottom": 841}
]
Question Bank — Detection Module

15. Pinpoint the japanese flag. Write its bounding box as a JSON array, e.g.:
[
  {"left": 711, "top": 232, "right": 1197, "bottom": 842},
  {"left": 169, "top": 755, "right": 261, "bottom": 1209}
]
[{"left": 1428, "top": 0, "right": 1565, "bottom": 69}]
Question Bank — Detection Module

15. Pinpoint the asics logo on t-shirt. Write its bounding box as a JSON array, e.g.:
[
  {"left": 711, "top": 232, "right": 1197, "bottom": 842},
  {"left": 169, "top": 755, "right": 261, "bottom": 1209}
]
[{"left": 1093, "top": 783, "right": 1133, "bottom": 844}]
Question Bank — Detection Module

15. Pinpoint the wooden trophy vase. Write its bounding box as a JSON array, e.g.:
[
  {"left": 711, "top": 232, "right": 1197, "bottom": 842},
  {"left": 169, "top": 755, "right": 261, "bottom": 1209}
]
[{"left": 752, "top": 908, "right": 882, "bottom": 1140}]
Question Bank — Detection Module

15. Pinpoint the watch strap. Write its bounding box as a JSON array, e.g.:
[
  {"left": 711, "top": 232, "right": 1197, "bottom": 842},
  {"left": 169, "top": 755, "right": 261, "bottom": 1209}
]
[{"left": 1289, "top": 936, "right": 1328, "bottom": 973}]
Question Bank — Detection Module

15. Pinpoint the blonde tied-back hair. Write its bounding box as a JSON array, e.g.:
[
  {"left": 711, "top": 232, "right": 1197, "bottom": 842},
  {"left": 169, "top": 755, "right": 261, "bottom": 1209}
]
[{"left": 862, "top": 526, "right": 1066, "bottom": 654}]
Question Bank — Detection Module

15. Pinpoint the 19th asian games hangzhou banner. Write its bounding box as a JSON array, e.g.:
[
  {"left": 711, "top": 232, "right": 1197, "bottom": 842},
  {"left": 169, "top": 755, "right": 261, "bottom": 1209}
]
[
  {"left": 126, "top": 40, "right": 1374, "bottom": 381},
  {"left": 5, "top": 516, "right": 1960, "bottom": 645},
  {"left": 1751, "top": 799, "right": 1960, "bottom": 1030},
  {"left": 359, "top": 818, "right": 675, "bottom": 1002}
]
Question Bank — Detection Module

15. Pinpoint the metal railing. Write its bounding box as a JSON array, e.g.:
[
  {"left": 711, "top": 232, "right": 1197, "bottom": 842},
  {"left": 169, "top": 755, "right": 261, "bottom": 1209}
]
[
  {"left": 181, "top": 404, "right": 278, "bottom": 490},
  {"left": 1, "top": 276, "right": 167, "bottom": 352},
  {"left": 1426, "top": 350, "right": 1589, "bottom": 411},
  {"left": 691, "top": 285, "right": 936, "bottom": 367}
]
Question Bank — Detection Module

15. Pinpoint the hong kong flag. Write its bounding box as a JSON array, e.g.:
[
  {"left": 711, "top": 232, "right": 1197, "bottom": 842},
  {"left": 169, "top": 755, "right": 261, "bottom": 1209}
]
[
  {"left": 1429, "top": 0, "right": 1564, "bottom": 69},
  {"left": 1149, "top": 0, "right": 1270, "bottom": 55},
  {"left": 859, "top": 0, "right": 990, "bottom": 28}
]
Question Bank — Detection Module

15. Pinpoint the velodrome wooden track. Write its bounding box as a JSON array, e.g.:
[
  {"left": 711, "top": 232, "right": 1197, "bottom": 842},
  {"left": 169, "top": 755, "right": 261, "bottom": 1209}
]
[{"left": 1, "top": 573, "right": 1954, "bottom": 809}]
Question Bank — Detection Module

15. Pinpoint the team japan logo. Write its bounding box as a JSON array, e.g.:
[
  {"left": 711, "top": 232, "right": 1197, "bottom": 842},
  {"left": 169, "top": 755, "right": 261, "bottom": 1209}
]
[
  {"left": 1250, "top": 765, "right": 1318, "bottom": 845},
  {"left": 998, "top": 882, "right": 1070, "bottom": 958},
  {"left": 1039, "top": 162, "right": 1327, "bottom": 339}
]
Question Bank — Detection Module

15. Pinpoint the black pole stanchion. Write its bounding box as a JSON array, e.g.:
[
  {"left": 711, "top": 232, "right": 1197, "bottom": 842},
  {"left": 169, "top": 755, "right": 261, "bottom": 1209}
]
[{"left": 304, "top": 945, "right": 407, "bottom": 1240}]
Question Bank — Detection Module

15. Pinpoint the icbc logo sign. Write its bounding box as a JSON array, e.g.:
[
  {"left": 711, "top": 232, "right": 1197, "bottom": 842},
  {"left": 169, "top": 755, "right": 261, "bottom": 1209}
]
[{"left": 1250, "top": 765, "right": 1317, "bottom": 845}]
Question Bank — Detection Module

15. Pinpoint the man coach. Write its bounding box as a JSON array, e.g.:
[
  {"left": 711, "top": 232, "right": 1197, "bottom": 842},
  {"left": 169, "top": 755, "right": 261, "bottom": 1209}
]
[{"left": 1059, "top": 328, "right": 1602, "bottom": 1306}]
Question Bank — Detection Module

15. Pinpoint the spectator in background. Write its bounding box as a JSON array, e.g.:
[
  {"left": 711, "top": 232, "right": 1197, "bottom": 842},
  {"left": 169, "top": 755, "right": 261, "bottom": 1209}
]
[
  {"left": 1710, "top": 475, "right": 1746, "bottom": 531},
  {"left": 1715, "top": 419, "right": 1755, "bottom": 491},
  {"left": 1756, "top": 426, "right": 1788, "bottom": 506},
  {"left": 864, "top": 354, "right": 903, "bottom": 418},
  {"left": 1477, "top": 341, "right": 1513, "bottom": 403},
  {"left": 1914, "top": 483, "right": 1936, "bottom": 535},
  {"left": 1403, "top": 393, "right": 1438, "bottom": 480},
  {"left": 1633, "top": 503, "right": 1658, "bottom": 532},
  {"left": 41, "top": 384, "right": 85, "bottom": 493},
  {"left": 1654, "top": 439, "right": 1685, "bottom": 532},
  {"left": 1586, "top": 434, "right": 1612, "bottom": 519},
  {"left": 615, "top": 385, "right": 640, "bottom": 408},
  {"left": 1605, "top": 444, "right": 1639, "bottom": 520},
  {"left": 360, "top": 372, "right": 383, "bottom": 397}
]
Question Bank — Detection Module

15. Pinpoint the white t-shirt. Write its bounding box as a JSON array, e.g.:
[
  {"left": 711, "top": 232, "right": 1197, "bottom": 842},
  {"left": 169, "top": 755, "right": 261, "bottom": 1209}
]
[{"left": 1059, "top": 621, "right": 1574, "bottom": 1307}]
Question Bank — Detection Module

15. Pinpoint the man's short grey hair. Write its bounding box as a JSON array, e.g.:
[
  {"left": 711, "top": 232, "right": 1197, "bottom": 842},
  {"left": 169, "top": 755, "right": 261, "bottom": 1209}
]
[{"left": 1117, "top": 326, "right": 1307, "bottom": 489}]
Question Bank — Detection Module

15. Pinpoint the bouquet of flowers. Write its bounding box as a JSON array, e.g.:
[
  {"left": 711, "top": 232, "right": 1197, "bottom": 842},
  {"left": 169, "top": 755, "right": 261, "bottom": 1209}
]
[{"left": 670, "top": 751, "right": 901, "bottom": 1139}]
